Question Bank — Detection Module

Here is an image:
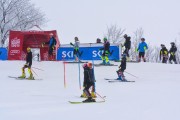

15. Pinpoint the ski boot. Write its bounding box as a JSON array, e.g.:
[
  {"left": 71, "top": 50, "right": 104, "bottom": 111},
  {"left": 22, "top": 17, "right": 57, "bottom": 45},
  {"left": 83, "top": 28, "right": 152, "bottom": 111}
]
[
  {"left": 27, "top": 74, "right": 35, "bottom": 80},
  {"left": 105, "top": 61, "right": 110, "bottom": 65},
  {"left": 100, "top": 60, "right": 105, "bottom": 65},
  {"left": 80, "top": 92, "right": 87, "bottom": 98},
  {"left": 82, "top": 97, "right": 96, "bottom": 103},
  {"left": 18, "top": 73, "right": 26, "bottom": 79},
  {"left": 91, "top": 92, "right": 97, "bottom": 98}
]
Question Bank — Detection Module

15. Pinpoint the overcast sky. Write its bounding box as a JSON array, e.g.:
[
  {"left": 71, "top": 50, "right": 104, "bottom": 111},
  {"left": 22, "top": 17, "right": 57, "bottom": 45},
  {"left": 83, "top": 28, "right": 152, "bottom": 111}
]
[{"left": 31, "top": 0, "right": 180, "bottom": 46}]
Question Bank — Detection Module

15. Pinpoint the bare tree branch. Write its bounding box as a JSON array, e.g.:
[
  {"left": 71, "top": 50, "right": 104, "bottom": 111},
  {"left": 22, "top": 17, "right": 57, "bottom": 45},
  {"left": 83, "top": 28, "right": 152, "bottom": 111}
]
[{"left": 0, "top": 0, "right": 46, "bottom": 47}]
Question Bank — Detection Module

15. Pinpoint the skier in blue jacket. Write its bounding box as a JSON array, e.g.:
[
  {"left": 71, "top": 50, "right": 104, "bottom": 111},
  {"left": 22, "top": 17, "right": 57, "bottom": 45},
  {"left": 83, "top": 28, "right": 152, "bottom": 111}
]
[
  {"left": 137, "top": 38, "right": 148, "bottom": 62},
  {"left": 42, "top": 33, "right": 57, "bottom": 60}
]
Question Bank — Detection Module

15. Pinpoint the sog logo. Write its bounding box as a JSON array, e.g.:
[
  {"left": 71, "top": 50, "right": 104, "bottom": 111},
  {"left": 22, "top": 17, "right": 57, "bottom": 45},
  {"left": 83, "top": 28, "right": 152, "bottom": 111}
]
[{"left": 11, "top": 37, "right": 20, "bottom": 47}]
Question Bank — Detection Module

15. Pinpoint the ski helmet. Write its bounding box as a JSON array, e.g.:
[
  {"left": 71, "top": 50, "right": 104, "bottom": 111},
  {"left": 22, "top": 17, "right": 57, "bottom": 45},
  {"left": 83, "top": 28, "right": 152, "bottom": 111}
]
[
  {"left": 87, "top": 62, "right": 92, "bottom": 68},
  {"left": 49, "top": 33, "right": 53, "bottom": 36},
  {"left": 103, "top": 37, "right": 107, "bottom": 41},
  {"left": 141, "top": 38, "right": 145, "bottom": 41},
  {"left": 74, "top": 37, "right": 79, "bottom": 41},
  {"left": 124, "top": 34, "right": 127, "bottom": 38},
  {"left": 170, "top": 42, "right": 175, "bottom": 45},
  {"left": 161, "top": 44, "right": 165, "bottom": 47},
  {"left": 27, "top": 47, "right": 31, "bottom": 52}
]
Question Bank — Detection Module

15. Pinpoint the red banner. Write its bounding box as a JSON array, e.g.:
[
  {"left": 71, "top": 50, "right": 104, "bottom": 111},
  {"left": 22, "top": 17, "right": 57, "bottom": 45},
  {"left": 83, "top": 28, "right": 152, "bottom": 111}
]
[{"left": 8, "top": 31, "right": 23, "bottom": 60}]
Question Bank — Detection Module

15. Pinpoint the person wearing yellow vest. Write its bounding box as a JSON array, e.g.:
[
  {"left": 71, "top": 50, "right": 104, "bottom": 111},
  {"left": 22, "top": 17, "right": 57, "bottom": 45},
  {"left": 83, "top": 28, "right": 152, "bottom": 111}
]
[{"left": 160, "top": 44, "right": 168, "bottom": 63}]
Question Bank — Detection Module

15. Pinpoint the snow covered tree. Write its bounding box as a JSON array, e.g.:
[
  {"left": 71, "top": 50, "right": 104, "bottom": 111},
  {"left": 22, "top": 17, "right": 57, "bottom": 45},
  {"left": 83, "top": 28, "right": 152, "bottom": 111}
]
[
  {"left": 0, "top": 0, "right": 46, "bottom": 47},
  {"left": 105, "top": 24, "right": 125, "bottom": 43},
  {"left": 129, "top": 28, "right": 144, "bottom": 61}
]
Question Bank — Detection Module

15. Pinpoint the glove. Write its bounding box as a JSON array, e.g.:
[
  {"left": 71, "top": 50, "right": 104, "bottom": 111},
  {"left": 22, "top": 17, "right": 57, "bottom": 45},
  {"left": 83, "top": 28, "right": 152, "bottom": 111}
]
[
  {"left": 135, "top": 48, "right": 138, "bottom": 52},
  {"left": 105, "top": 51, "right": 109, "bottom": 54},
  {"left": 121, "top": 43, "right": 124, "bottom": 47},
  {"left": 41, "top": 42, "right": 45, "bottom": 47},
  {"left": 170, "top": 52, "right": 174, "bottom": 56},
  {"left": 144, "top": 46, "right": 147, "bottom": 51},
  {"left": 70, "top": 42, "right": 73, "bottom": 46}
]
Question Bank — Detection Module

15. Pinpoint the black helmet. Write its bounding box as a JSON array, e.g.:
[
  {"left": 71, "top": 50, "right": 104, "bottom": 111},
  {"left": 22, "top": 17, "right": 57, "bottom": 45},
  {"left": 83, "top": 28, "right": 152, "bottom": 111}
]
[
  {"left": 74, "top": 37, "right": 79, "bottom": 41},
  {"left": 124, "top": 34, "right": 127, "bottom": 38},
  {"left": 170, "top": 42, "right": 175, "bottom": 45},
  {"left": 141, "top": 38, "right": 145, "bottom": 41},
  {"left": 161, "top": 44, "right": 165, "bottom": 47}
]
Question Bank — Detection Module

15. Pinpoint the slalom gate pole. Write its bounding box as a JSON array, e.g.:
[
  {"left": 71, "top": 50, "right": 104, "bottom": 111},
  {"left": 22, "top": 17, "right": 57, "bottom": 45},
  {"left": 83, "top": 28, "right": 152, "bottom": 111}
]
[
  {"left": 31, "top": 68, "right": 38, "bottom": 76},
  {"left": 78, "top": 61, "right": 81, "bottom": 90},
  {"left": 32, "top": 67, "right": 44, "bottom": 71},
  {"left": 92, "top": 59, "right": 96, "bottom": 92},
  {"left": 95, "top": 92, "right": 105, "bottom": 101},
  {"left": 124, "top": 71, "right": 138, "bottom": 79},
  {"left": 63, "top": 62, "right": 66, "bottom": 88}
]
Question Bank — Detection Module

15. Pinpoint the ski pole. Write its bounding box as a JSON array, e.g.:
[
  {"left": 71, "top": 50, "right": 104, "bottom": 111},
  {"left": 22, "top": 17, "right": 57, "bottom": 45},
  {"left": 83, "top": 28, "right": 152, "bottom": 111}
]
[
  {"left": 95, "top": 92, "right": 105, "bottom": 101},
  {"left": 124, "top": 71, "right": 138, "bottom": 78},
  {"left": 78, "top": 61, "right": 81, "bottom": 90},
  {"left": 31, "top": 68, "right": 38, "bottom": 76},
  {"left": 32, "top": 67, "right": 44, "bottom": 71}
]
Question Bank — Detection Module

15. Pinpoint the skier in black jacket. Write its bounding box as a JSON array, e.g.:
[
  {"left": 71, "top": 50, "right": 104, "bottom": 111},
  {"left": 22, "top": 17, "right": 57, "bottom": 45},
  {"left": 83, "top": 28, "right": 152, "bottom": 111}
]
[
  {"left": 122, "top": 34, "right": 131, "bottom": 60},
  {"left": 116, "top": 54, "right": 126, "bottom": 81},
  {"left": 83, "top": 62, "right": 96, "bottom": 102},
  {"left": 19, "top": 47, "right": 34, "bottom": 80},
  {"left": 99, "top": 37, "right": 110, "bottom": 65},
  {"left": 160, "top": 44, "right": 168, "bottom": 63},
  {"left": 169, "top": 42, "right": 177, "bottom": 64}
]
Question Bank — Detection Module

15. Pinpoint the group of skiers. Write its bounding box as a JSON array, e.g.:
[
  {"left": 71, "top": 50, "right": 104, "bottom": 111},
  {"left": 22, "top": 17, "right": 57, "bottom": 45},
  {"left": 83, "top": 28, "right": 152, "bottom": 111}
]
[
  {"left": 160, "top": 42, "right": 177, "bottom": 64},
  {"left": 18, "top": 33, "right": 178, "bottom": 103}
]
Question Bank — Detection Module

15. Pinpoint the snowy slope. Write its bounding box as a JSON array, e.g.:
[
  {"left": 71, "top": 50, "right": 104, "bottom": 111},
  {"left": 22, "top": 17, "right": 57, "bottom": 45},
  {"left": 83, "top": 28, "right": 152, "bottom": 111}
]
[{"left": 0, "top": 61, "right": 180, "bottom": 120}]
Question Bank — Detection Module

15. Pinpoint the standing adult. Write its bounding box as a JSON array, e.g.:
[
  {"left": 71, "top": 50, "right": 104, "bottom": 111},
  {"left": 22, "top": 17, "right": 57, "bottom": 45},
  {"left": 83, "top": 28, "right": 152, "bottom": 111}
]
[
  {"left": 122, "top": 34, "right": 131, "bottom": 61},
  {"left": 137, "top": 38, "right": 148, "bottom": 62},
  {"left": 99, "top": 37, "right": 110, "bottom": 65},
  {"left": 160, "top": 44, "right": 168, "bottom": 63},
  {"left": 42, "top": 33, "right": 57, "bottom": 60},
  {"left": 169, "top": 42, "right": 177, "bottom": 64}
]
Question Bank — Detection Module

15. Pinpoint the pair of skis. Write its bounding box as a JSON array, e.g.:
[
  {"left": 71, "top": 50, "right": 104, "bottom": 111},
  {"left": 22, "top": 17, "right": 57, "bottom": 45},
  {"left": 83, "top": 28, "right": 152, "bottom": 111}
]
[
  {"left": 69, "top": 96, "right": 106, "bottom": 104},
  {"left": 104, "top": 78, "right": 135, "bottom": 82},
  {"left": 8, "top": 76, "right": 42, "bottom": 80}
]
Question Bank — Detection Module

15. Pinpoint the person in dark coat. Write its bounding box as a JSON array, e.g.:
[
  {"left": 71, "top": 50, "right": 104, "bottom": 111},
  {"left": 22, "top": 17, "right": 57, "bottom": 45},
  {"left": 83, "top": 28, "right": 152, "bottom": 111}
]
[
  {"left": 19, "top": 47, "right": 34, "bottom": 80},
  {"left": 122, "top": 34, "right": 131, "bottom": 60},
  {"left": 116, "top": 54, "right": 126, "bottom": 81},
  {"left": 160, "top": 44, "right": 168, "bottom": 63},
  {"left": 83, "top": 62, "right": 96, "bottom": 102},
  {"left": 99, "top": 37, "right": 110, "bottom": 65},
  {"left": 169, "top": 42, "right": 177, "bottom": 64}
]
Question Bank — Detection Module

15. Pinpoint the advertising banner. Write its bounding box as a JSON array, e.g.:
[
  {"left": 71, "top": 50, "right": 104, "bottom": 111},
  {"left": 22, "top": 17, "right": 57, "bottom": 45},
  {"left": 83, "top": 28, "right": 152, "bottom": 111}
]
[
  {"left": 57, "top": 45, "right": 120, "bottom": 61},
  {"left": 8, "top": 31, "right": 23, "bottom": 60},
  {"left": 0, "top": 48, "right": 8, "bottom": 60}
]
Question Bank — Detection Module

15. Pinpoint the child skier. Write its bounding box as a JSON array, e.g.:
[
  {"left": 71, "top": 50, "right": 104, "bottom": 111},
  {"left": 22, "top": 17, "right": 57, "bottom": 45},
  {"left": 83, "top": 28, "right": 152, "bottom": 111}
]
[
  {"left": 116, "top": 54, "right": 126, "bottom": 81},
  {"left": 169, "top": 42, "right": 177, "bottom": 64},
  {"left": 19, "top": 47, "right": 34, "bottom": 80},
  {"left": 70, "top": 37, "right": 81, "bottom": 62},
  {"left": 160, "top": 44, "right": 168, "bottom": 63},
  {"left": 81, "top": 63, "right": 96, "bottom": 98},
  {"left": 82, "top": 62, "right": 96, "bottom": 102},
  {"left": 99, "top": 37, "right": 110, "bottom": 65}
]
